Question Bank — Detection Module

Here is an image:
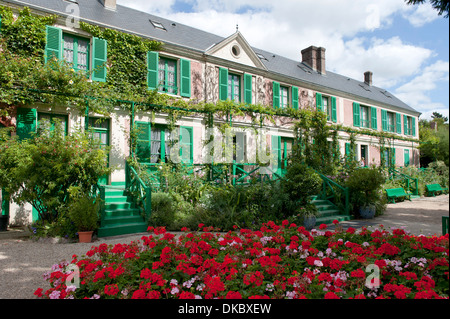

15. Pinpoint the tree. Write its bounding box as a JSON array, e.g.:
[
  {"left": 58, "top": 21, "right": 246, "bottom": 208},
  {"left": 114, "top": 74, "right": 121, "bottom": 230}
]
[
  {"left": 0, "top": 120, "right": 112, "bottom": 222},
  {"left": 419, "top": 115, "right": 449, "bottom": 166},
  {"left": 432, "top": 112, "right": 449, "bottom": 124},
  {"left": 405, "top": 0, "right": 449, "bottom": 18}
]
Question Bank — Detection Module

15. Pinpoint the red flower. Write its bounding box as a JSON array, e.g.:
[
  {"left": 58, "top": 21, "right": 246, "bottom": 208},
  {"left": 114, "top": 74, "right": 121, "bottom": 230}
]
[
  {"left": 350, "top": 269, "right": 366, "bottom": 279},
  {"left": 226, "top": 291, "right": 242, "bottom": 299},
  {"left": 147, "top": 290, "right": 161, "bottom": 299},
  {"left": 319, "top": 224, "right": 328, "bottom": 230},
  {"left": 332, "top": 219, "right": 339, "bottom": 225},
  {"left": 131, "top": 289, "right": 147, "bottom": 299},
  {"left": 324, "top": 292, "right": 340, "bottom": 299},
  {"left": 179, "top": 291, "right": 196, "bottom": 299},
  {"left": 104, "top": 284, "right": 119, "bottom": 296},
  {"left": 34, "top": 288, "right": 43, "bottom": 298}
]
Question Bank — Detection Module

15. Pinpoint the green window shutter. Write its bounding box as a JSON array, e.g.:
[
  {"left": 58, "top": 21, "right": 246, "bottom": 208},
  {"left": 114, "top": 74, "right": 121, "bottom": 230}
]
[
  {"left": 272, "top": 81, "right": 280, "bottom": 109},
  {"left": 243, "top": 73, "right": 253, "bottom": 105},
  {"left": 147, "top": 51, "right": 159, "bottom": 90},
  {"left": 331, "top": 96, "right": 337, "bottom": 123},
  {"left": 219, "top": 67, "right": 229, "bottom": 101},
  {"left": 16, "top": 108, "right": 37, "bottom": 140},
  {"left": 292, "top": 86, "right": 299, "bottom": 110},
  {"left": 371, "top": 107, "right": 377, "bottom": 130},
  {"left": 411, "top": 118, "right": 416, "bottom": 137},
  {"left": 353, "top": 102, "right": 360, "bottom": 127},
  {"left": 345, "top": 143, "right": 351, "bottom": 156},
  {"left": 403, "top": 115, "right": 408, "bottom": 135},
  {"left": 91, "top": 37, "right": 107, "bottom": 82},
  {"left": 396, "top": 113, "right": 402, "bottom": 134},
  {"left": 316, "top": 93, "right": 323, "bottom": 112},
  {"left": 44, "top": 26, "right": 62, "bottom": 64},
  {"left": 180, "top": 126, "right": 193, "bottom": 164},
  {"left": 404, "top": 149, "right": 410, "bottom": 167},
  {"left": 381, "top": 110, "right": 388, "bottom": 131},
  {"left": 271, "top": 135, "right": 281, "bottom": 170},
  {"left": 135, "top": 122, "right": 151, "bottom": 162},
  {"left": 180, "top": 58, "right": 191, "bottom": 98}
]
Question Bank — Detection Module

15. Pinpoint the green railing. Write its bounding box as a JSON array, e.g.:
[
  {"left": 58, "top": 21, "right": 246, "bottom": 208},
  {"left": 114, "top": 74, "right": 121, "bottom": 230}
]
[
  {"left": 125, "top": 163, "right": 152, "bottom": 220},
  {"left": 135, "top": 162, "right": 284, "bottom": 188},
  {"left": 389, "top": 168, "right": 419, "bottom": 195},
  {"left": 443, "top": 216, "right": 449, "bottom": 235},
  {"left": 232, "top": 162, "right": 283, "bottom": 186},
  {"left": 316, "top": 172, "right": 350, "bottom": 216}
]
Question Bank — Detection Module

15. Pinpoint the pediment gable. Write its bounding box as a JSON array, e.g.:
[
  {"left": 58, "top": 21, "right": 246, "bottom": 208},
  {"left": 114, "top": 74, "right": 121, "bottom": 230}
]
[{"left": 205, "top": 32, "right": 267, "bottom": 70}]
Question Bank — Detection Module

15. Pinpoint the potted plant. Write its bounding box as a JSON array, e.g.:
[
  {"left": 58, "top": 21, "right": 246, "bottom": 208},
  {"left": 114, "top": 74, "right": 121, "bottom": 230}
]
[
  {"left": 298, "top": 203, "right": 319, "bottom": 230},
  {"left": 67, "top": 187, "right": 101, "bottom": 243},
  {"left": 345, "top": 167, "right": 385, "bottom": 219}
]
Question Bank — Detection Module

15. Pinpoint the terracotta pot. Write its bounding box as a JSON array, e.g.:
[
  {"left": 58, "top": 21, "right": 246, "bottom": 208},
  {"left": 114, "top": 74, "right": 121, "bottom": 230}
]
[{"left": 78, "top": 231, "right": 93, "bottom": 243}]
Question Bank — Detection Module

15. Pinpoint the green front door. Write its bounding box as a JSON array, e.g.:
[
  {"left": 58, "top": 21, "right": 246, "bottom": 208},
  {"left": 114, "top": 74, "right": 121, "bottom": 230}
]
[
  {"left": 272, "top": 136, "right": 293, "bottom": 177},
  {"left": 88, "top": 118, "right": 110, "bottom": 185}
]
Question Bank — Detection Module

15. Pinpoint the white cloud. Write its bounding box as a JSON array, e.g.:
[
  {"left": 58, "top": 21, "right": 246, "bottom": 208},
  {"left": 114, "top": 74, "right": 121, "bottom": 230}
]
[
  {"left": 395, "top": 60, "right": 449, "bottom": 113},
  {"left": 115, "top": 0, "right": 447, "bottom": 116},
  {"left": 330, "top": 36, "right": 433, "bottom": 88},
  {"left": 403, "top": 2, "right": 440, "bottom": 27}
]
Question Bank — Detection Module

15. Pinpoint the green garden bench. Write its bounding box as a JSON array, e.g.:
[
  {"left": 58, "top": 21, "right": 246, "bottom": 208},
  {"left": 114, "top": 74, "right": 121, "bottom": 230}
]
[
  {"left": 385, "top": 187, "right": 411, "bottom": 204},
  {"left": 425, "top": 184, "right": 448, "bottom": 197}
]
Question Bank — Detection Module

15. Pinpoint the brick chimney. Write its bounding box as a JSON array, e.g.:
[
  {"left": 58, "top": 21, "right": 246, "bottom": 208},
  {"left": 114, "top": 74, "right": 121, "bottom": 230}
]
[
  {"left": 301, "top": 46, "right": 326, "bottom": 75},
  {"left": 364, "top": 71, "right": 373, "bottom": 86},
  {"left": 103, "top": 0, "right": 116, "bottom": 10}
]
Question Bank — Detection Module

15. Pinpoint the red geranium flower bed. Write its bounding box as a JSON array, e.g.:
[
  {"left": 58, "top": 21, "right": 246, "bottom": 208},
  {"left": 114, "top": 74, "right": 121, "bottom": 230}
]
[{"left": 35, "top": 221, "right": 449, "bottom": 299}]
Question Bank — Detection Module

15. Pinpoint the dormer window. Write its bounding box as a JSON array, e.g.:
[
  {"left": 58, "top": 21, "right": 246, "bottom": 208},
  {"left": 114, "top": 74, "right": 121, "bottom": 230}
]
[{"left": 150, "top": 20, "right": 166, "bottom": 31}]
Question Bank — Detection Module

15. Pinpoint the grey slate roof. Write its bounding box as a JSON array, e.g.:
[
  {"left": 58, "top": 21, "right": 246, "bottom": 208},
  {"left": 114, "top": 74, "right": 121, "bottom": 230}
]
[{"left": 3, "top": 0, "right": 419, "bottom": 114}]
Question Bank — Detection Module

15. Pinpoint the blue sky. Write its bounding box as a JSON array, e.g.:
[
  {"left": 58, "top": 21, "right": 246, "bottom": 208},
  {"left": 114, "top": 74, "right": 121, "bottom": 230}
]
[{"left": 117, "top": 0, "right": 449, "bottom": 121}]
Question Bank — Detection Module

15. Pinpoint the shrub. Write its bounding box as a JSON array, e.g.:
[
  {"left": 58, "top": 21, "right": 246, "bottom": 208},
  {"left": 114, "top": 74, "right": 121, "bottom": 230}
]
[
  {"left": 148, "top": 192, "right": 176, "bottom": 228},
  {"left": 281, "top": 162, "right": 323, "bottom": 207},
  {"left": 345, "top": 167, "right": 386, "bottom": 216},
  {"left": 0, "top": 120, "right": 112, "bottom": 223},
  {"left": 66, "top": 187, "right": 100, "bottom": 232}
]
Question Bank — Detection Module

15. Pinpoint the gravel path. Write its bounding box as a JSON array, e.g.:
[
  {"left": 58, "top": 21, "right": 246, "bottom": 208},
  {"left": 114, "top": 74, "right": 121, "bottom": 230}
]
[{"left": 0, "top": 194, "right": 448, "bottom": 299}]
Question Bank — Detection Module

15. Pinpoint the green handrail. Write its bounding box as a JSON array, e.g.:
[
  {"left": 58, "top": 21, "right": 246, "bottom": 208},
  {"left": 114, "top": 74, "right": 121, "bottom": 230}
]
[
  {"left": 389, "top": 168, "right": 419, "bottom": 195},
  {"left": 316, "top": 172, "right": 350, "bottom": 216},
  {"left": 126, "top": 163, "right": 152, "bottom": 220}
]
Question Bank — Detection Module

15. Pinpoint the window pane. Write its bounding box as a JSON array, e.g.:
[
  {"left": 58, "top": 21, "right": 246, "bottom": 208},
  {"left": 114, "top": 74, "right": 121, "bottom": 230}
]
[
  {"left": 360, "top": 106, "right": 369, "bottom": 128},
  {"left": 281, "top": 87, "right": 288, "bottom": 108},
  {"left": 167, "top": 60, "right": 176, "bottom": 94},
  {"left": 151, "top": 127, "right": 162, "bottom": 163},
  {"left": 63, "top": 36, "right": 74, "bottom": 63},
  {"left": 77, "top": 38, "right": 88, "bottom": 71},
  {"left": 158, "top": 60, "right": 166, "bottom": 91}
]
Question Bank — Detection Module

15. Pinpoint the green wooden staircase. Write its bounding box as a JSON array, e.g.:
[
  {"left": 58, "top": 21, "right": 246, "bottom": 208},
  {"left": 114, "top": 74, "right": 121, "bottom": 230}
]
[
  {"left": 310, "top": 195, "right": 352, "bottom": 225},
  {"left": 97, "top": 182, "right": 148, "bottom": 238}
]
